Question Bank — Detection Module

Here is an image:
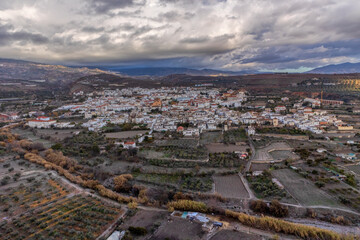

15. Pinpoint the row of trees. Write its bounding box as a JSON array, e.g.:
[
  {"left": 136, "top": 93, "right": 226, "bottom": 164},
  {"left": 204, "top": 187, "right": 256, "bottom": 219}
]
[
  {"left": 23, "top": 152, "right": 134, "bottom": 204},
  {"left": 114, "top": 174, "right": 133, "bottom": 192},
  {"left": 250, "top": 199, "right": 289, "bottom": 218},
  {"left": 167, "top": 200, "right": 208, "bottom": 213},
  {"left": 44, "top": 149, "right": 79, "bottom": 171},
  {"left": 225, "top": 210, "right": 353, "bottom": 240}
]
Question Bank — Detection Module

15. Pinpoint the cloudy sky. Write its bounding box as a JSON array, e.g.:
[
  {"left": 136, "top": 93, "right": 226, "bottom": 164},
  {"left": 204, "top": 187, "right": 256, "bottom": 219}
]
[{"left": 0, "top": 0, "right": 360, "bottom": 71}]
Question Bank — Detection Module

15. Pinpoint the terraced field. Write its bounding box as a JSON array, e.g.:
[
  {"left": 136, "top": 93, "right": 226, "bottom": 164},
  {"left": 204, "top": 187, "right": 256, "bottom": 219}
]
[
  {"left": 214, "top": 174, "right": 249, "bottom": 199},
  {"left": 0, "top": 177, "right": 123, "bottom": 240},
  {"left": 0, "top": 194, "right": 123, "bottom": 240},
  {"left": 272, "top": 169, "right": 346, "bottom": 208}
]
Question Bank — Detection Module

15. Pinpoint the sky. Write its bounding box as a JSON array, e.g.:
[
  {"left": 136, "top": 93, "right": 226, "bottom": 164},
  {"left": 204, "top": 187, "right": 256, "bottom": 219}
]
[{"left": 0, "top": 0, "right": 360, "bottom": 72}]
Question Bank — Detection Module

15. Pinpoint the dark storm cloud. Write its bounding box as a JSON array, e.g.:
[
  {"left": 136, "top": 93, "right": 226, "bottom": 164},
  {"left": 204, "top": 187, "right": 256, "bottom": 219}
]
[
  {"left": 180, "top": 36, "right": 210, "bottom": 44},
  {"left": 86, "top": 0, "right": 145, "bottom": 14},
  {"left": 0, "top": 21, "right": 48, "bottom": 45},
  {"left": 82, "top": 26, "right": 106, "bottom": 33}
]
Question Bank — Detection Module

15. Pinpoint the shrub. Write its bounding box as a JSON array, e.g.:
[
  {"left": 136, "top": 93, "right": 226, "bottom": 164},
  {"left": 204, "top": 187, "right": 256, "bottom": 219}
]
[
  {"left": 128, "top": 202, "right": 138, "bottom": 209},
  {"left": 225, "top": 210, "right": 353, "bottom": 240},
  {"left": 113, "top": 174, "right": 133, "bottom": 192},
  {"left": 269, "top": 200, "right": 288, "bottom": 218},
  {"left": 315, "top": 181, "right": 325, "bottom": 188},
  {"left": 167, "top": 200, "right": 208, "bottom": 213},
  {"left": 250, "top": 199, "right": 268, "bottom": 214},
  {"left": 128, "top": 226, "right": 147, "bottom": 236}
]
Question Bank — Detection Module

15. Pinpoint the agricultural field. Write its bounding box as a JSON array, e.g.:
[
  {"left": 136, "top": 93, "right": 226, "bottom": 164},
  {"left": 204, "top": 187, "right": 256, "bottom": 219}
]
[
  {"left": 151, "top": 217, "right": 204, "bottom": 240},
  {"left": 138, "top": 149, "right": 166, "bottom": 159},
  {"left": 0, "top": 178, "right": 70, "bottom": 219},
  {"left": 0, "top": 153, "right": 123, "bottom": 240},
  {"left": 205, "top": 143, "right": 248, "bottom": 153},
  {"left": 55, "top": 131, "right": 110, "bottom": 160},
  {"left": 269, "top": 150, "right": 299, "bottom": 161},
  {"left": 133, "top": 172, "right": 213, "bottom": 192},
  {"left": 253, "top": 142, "right": 295, "bottom": 162},
  {"left": 105, "top": 130, "right": 148, "bottom": 139},
  {"left": 223, "top": 128, "right": 247, "bottom": 144},
  {"left": 11, "top": 128, "right": 53, "bottom": 148},
  {"left": 252, "top": 136, "right": 275, "bottom": 148},
  {"left": 250, "top": 163, "right": 270, "bottom": 172},
  {"left": 141, "top": 145, "right": 208, "bottom": 161},
  {"left": 210, "top": 230, "right": 262, "bottom": 240},
  {"left": 346, "top": 164, "right": 360, "bottom": 175},
  {"left": 145, "top": 151, "right": 246, "bottom": 169},
  {"left": 208, "top": 152, "right": 246, "bottom": 168},
  {"left": 213, "top": 175, "right": 249, "bottom": 199},
  {"left": 253, "top": 148, "right": 272, "bottom": 162},
  {"left": 0, "top": 195, "right": 123, "bottom": 240},
  {"left": 246, "top": 171, "right": 294, "bottom": 203},
  {"left": 119, "top": 209, "right": 168, "bottom": 238},
  {"left": 200, "top": 131, "right": 223, "bottom": 145},
  {"left": 154, "top": 139, "right": 198, "bottom": 148},
  {"left": 325, "top": 181, "right": 360, "bottom": 212},
  {"left": 272, "top": 169, "right": 346, "bottom": 208},
  {"left": 35, "top": 129, "right": 76, "bottom": 142}
]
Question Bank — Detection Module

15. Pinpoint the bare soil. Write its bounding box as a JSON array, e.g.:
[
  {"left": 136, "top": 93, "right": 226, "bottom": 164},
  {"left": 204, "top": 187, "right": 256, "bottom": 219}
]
[{"left": 214, "top": 175, "right": 250, "bottom": 199}]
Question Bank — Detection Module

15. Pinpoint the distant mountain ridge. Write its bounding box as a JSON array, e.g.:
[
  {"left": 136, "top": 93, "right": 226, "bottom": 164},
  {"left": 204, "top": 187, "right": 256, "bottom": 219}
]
[
  {"left": 97, "top": 66, "right": 260, "bottom": 76},
  {"left": 307, "top": 62, "right": 360, "bottom": 74},
  {"left": 0, "top": 58, "right": 108, "bottom": 85}
]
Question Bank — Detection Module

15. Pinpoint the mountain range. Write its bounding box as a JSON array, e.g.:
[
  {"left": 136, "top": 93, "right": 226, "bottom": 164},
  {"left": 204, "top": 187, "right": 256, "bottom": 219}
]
[
  {"left": 0, "top": 58, "right": 108, "bottom": 85},
  {"left": 307, "top": 62, "right": 360, "bottom": 74},
  {"left": 94, "top": 66, "right": 260, "bottom": 76},
  {"left": 1, "top": 58, "right": 360, "bottom": 83}
]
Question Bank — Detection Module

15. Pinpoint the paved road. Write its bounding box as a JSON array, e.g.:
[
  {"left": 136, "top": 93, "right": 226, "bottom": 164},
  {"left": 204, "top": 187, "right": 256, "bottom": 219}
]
[
  {"left": 245, "top": 137, "right": 256, "bottom": 172},
  {"left": 96, "top": 211, "right": 127, "bottom": 240}
]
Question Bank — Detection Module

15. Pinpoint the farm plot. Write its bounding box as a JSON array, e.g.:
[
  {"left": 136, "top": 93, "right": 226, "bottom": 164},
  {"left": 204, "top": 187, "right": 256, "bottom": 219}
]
[
  {"left": 250, "top": 163, "right": 270, "bottom": 172},
  {"left": 142, "top": 145, "right": 208, "bottom": 161},
  {"left": 0, "top": 176, "right": 70, "bottom": 219},
  {"left": 246, "top": 172, "right": 296, "bottom": 203},
  {"left": 254, "top": 142, "right": 295, "bottom": 162},
  {"left": 253, "top": 148, "right": 273, "bottom": 162},
  {"left": 105, "top": 130, "right": 147, "bottom": 139},
  {"left": 214, "top": 175, "right": 249, "bottom": 199},
  {"left": 151, "top": 217, "right": 204, "bottom": 240},
  {"left": 154, "top": 139, "right": 198, "bottom": 148},
  {"left": 0, "top": 195, "right": 123, "bottom": 240},
  {"left": 138, "top": 149, "right": 165, "bottom": 159},
  {"left": 12, "top": 128, "right": 53, "bottom": 148},
  {"left": 272, "top": 169, "right": 345, "bottom": 208},
  {"left": 269, "top": 150, "right": 299, "bottom": 160},
  {"left": 223, "top": 128, "right": 247, "bottom": 144},
  {"left": 205, "top": 143, "right": 248, "bottom": 153},
  {"left": 145, "top": 152, "right": 246, "bottom": 169},
  {"left": 200, "top": 131, "right": 223, "bottom": 145},
  {"left": 210, "top": 230, "right": 262, "bottom": 240},
  {"left": 133, "top": 172, "right": 213, "bottom": 192},
  {"left": 36, "top": 129, "right": 75, "bottom": 141},
  {"left": 346, "top": 164, "right": 360, "bottom": 175},
  {"left": 325, "top": 181, "right": 360, "bottom": 212},
  {"left": 119, "top": 209, "right": 168, "bottom": 236}
]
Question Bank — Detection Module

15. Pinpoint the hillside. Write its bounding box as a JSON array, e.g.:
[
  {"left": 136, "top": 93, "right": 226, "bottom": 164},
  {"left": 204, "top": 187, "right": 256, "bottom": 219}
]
[
  {"left": 0, "top": 58, "right": 111, "bottom": 97},
  {"left": 0, "top": 58, "right": 109, "bottom": 85},
  {"left": 98, "top": 67, "right": 259, "bottom": 76},
  {"left": 69, "top": 74, "right": 161, "bottom": 94},
  {"left": 308, "top": 62, "right": 360, "bottom": 74}
]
